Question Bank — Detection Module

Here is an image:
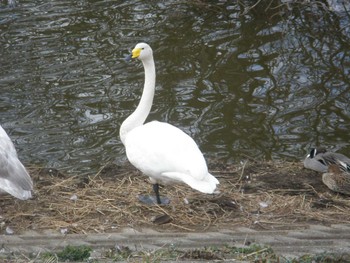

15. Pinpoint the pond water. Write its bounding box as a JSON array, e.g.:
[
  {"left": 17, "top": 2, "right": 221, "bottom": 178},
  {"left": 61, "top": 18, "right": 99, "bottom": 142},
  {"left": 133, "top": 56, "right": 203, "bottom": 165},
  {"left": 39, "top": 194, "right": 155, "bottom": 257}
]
[{"left": 0, "top": 0, "right": 349, "bottom": 175}]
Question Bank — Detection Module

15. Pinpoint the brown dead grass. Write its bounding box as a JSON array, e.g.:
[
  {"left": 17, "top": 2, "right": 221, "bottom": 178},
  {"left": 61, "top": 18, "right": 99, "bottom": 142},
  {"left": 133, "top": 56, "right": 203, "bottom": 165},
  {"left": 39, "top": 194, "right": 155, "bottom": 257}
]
[{"left": 1, "top": 160, "right": 350, "bottom": 235}]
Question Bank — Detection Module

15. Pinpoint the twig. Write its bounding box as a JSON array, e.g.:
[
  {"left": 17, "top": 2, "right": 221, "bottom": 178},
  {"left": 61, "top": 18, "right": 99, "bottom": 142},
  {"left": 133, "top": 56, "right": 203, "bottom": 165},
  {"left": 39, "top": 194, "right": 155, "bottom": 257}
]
[{"left": 241, "top": 247, "right": 270, "bottom": 259}]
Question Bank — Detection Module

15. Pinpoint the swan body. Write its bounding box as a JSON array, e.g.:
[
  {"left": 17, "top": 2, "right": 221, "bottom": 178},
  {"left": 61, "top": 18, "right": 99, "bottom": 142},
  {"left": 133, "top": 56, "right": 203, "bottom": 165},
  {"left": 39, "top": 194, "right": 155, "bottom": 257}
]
[
  {"left": 0, "top": 125, "right": 33, "bottom": 200},
  {"left": 303, "top": 148, "right": 350, "bottom": 173},
  {"left": 120, "top": 43, "right": 219, "bottom": 203}
]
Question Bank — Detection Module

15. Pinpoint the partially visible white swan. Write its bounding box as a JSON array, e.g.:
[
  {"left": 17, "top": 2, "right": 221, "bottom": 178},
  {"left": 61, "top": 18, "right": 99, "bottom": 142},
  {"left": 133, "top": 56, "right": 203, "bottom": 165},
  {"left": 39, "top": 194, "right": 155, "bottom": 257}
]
[
  {"left": 0, "top": 125, "right": 33, "bottom": 200},
  {"left": 120, "top": 43, "right": 219, "bottom": 204}
]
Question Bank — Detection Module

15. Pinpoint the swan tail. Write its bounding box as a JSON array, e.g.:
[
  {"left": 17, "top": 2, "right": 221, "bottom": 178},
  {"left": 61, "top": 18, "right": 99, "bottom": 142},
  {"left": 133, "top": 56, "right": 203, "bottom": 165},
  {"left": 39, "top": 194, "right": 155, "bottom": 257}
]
[
  {"left": 161, "top": 172, "right": 219, "bottom": 194},
  {"left": 0, "top": 179, "right": 32, "bottom": 200}
]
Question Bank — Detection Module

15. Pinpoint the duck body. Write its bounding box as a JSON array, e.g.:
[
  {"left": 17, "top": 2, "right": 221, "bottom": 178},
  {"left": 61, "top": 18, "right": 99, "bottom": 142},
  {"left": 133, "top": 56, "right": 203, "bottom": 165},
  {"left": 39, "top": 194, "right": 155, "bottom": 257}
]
[
  {"left": 322, "top": 163, "right": 350, "bottom": 195},
  {"left": 304, "top": 148, "right": 350, "bottom": 195},
  {"left": 0, "top": 125, "right": 33, "bottom": 200},
  {"left": 303, "top": 148, "right": 350, "bottom": 173},
  {"left": 120, "top": 43, "right": 219, "bottom": 203}
]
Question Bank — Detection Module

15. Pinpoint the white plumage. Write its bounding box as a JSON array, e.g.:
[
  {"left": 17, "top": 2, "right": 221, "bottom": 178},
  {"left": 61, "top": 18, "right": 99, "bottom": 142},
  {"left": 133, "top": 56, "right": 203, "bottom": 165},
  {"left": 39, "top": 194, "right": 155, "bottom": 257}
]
[
  {"left": 120, "top": 43, "right": 219, "bottom": 204},
  {"left": 0, "top": 125, "right": 33, "bottom": 200}
]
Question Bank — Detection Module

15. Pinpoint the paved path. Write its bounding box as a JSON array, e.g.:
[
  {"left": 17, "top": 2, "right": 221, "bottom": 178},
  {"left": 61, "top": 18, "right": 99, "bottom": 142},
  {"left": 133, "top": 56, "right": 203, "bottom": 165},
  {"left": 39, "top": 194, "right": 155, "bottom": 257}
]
[{"left": 1, "top": 224, "right": 350, "bottom": 261}]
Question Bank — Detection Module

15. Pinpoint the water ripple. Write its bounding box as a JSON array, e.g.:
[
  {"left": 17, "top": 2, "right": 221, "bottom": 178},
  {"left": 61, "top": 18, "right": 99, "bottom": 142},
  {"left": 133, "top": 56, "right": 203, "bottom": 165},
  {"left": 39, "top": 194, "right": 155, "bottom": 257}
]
[{"left": 0, "top": 0, "right": 349, "bottom": 174}]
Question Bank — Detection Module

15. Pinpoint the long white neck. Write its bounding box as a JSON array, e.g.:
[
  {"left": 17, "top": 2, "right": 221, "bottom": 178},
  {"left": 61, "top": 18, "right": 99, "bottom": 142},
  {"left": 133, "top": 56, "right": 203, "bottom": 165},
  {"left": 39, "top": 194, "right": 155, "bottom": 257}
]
[{"left": 120, "top": 57, "right": 156, "bottom": 145}]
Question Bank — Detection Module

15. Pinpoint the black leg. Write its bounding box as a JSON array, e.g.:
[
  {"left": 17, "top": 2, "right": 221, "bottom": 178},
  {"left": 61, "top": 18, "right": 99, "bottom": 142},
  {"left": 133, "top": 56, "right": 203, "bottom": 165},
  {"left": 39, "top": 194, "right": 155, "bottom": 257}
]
[{"left": 153, "top": 183, "right": 162, "bottom": 204}]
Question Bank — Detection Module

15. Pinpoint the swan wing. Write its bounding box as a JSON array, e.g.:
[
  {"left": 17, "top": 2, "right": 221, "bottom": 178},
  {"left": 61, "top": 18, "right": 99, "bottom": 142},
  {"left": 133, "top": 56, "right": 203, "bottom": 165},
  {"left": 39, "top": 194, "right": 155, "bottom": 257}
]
[
  {"left": 0, "top": 178, "right": 32, "bottom": 200},
  {"left": 0, "top": 126, "right": 33, "bottom": 200},
  {"left": 161, "top": 171, "right": 218, "bottom": 193},
  {"left": 0, "top": 126, "right": 18, "bottom": 155},
  {"left": 125, "top": 121, "right": 215, "bottom": 185}
]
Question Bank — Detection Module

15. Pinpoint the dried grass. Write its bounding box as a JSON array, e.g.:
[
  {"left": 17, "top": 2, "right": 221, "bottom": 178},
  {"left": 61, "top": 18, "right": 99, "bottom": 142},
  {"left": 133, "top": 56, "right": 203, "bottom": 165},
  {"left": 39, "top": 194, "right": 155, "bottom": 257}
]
[{"left": 1, "top": 161, "right": 350, "bottom": 234}]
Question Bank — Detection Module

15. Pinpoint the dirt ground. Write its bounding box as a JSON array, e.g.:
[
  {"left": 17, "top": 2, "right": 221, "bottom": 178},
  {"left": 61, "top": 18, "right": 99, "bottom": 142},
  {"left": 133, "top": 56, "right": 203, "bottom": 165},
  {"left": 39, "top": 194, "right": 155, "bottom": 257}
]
[{"left": 1, "top": 160, "right": 349, "bottom": 235}]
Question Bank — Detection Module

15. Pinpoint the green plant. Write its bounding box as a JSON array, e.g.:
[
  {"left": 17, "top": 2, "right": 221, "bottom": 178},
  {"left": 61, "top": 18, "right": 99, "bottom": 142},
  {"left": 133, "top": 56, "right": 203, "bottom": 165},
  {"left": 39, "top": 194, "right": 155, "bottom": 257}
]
[{"left": 56, "top": 245, "right": 92, "bottom": 261}]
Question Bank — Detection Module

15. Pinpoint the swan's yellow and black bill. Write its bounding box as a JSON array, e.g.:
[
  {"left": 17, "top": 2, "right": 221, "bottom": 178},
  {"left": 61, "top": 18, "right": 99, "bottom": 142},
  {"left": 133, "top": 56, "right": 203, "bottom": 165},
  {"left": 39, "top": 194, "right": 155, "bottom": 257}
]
[{"left": 132, "top": 47, "right": 141, "bottom": 58}]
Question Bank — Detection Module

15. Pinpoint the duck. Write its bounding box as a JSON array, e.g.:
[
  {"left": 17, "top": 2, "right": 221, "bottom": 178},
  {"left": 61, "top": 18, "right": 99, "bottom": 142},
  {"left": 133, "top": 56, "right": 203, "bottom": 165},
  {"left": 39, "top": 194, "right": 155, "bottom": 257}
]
[
  {"left": 303, "top": 147, "right": 350, "bottom": 173},
  {"left": 0, "top": 125, "right": 33, "bottom": 200},
  {"left": 322, "top": 162, "right": 350, "bottom": 195},
  {"left": 120, "top": 43, "right": 219, "bottom": 204}
]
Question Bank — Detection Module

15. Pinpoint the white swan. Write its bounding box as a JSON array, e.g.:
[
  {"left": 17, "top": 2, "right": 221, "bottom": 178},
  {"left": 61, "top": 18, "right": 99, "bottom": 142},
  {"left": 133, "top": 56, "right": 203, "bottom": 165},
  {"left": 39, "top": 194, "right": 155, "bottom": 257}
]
[
  {"left": 0, "top": 125, "right": 33, "bottom": 200},
  {"left": 120, "top": 43, "right": 219, "bottom": 204}
]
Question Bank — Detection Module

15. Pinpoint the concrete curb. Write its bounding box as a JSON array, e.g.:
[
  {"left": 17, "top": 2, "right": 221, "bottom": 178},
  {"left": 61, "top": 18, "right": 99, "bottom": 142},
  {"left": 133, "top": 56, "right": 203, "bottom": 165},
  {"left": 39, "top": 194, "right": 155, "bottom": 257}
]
[{"left": 1, "top": 224, "right": 350, "bottom": 261}]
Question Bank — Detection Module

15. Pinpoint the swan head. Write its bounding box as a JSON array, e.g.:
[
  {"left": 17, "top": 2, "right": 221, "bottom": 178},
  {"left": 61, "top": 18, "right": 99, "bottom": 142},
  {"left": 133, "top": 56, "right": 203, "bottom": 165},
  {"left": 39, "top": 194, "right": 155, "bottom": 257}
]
[{"left": 130, "top": 43, "right": 153, "bottom": 61}]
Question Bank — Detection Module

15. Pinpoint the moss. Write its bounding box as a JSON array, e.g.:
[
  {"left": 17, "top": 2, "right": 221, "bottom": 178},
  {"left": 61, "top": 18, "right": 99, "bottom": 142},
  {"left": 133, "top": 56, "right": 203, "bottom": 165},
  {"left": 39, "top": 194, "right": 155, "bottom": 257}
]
[
  {"left": 288, "top": 253, "right": 350, "bottom": 263},
  {"left": 107, "top": 243, "right": 279, "bottom": 262},
  {"left": 55, "top": 245, "right": 92, "bottom": 261}
]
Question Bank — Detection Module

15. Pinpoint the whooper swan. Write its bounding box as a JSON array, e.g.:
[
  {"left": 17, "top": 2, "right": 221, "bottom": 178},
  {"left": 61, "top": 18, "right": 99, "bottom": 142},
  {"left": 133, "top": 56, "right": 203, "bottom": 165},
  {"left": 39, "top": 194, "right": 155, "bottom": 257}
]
[{"left": 120, "top": 43, "right": 219, "bottom": 204}]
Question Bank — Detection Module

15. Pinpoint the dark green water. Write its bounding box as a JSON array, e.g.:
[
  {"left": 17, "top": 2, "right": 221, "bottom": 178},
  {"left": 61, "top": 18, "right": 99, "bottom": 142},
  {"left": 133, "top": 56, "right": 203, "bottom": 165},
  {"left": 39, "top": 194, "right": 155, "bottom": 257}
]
[{"left": 0, "top": 0, "right": 349, "bottom": 174}]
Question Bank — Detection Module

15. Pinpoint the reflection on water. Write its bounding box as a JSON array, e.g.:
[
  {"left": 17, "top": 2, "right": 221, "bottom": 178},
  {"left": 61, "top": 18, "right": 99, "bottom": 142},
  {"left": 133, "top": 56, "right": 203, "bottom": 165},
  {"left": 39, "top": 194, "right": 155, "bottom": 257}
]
[{"left": 0, "top": 0, "right": 349, "bottom": 174}]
